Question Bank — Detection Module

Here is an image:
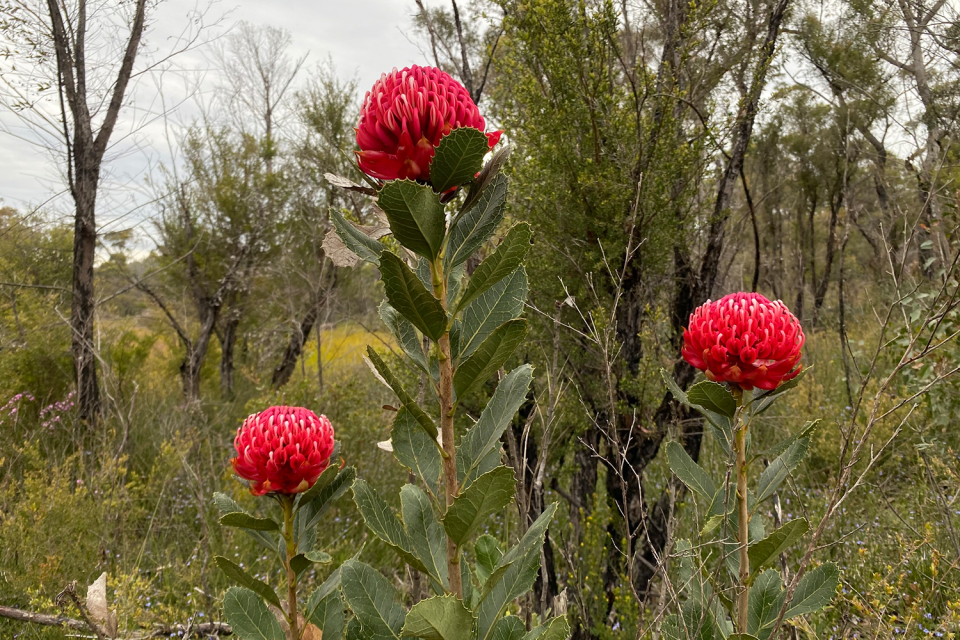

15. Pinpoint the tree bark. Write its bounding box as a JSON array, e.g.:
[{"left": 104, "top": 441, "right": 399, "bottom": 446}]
[
  {"left": 272, "top": 304, "right": 319, "bottom": 389},
  {"left": 46, "top": 0, "right": 148, "bottom": 424},
  {"left": 219, "top": 310, "right": 240, "bottom": 398}
]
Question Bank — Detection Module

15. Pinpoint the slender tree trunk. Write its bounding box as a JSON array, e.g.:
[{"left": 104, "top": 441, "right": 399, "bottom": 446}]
[
  {"left": 45, "top": 0, "right": 148, "bottom": 425},
  {"left": 219, "top": 311, "right": 240, "bottom": 398},
  {"left": 272, "top": 304, "right": 320, "bottom": 389},
  {"left": 71, "top": 162, "right": 100, "bottom": 423}
]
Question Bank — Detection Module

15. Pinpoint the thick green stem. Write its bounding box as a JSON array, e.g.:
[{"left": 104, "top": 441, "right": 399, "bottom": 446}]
[
  {"left": 432, "top": 259, "right": 462, "bottom": 598},
  {"left": 281, "top": 496, "right": 300, "bottom": 640},
  {"left": 733, "top": 388, "right": 749, "bottom": 633}
]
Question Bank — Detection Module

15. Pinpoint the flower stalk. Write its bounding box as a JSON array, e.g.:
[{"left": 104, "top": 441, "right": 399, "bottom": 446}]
[
  {"left": 732, "top": 388, "right": 750, "bottom": 633},
  {"left": 281, "top": 495, "right": 299, "bottom": 640},
  {"left": 431, "top": 257, "right": 462, "bottom": 598}
]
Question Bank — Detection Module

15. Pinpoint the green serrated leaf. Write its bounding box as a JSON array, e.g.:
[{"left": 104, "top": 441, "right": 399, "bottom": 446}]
[
  {"left": 392, "top": 408, "right": 442, "bottom": 497},
  {"left": 785, "top": 563, "right": 839, "bottom": 619},
  {"left": 330, "top": 208, "right": 385, "bottom": 266},
  {"left": 306, "top": 582, "right": 344, "bottom": 640},
  {"left": 295, "top": 461, "right": 341, "bottom": 511},
  {"left": 455, "top": 223, "right": 532, "bottom": 314},
  {"left": 400, "top": 484, "right": 448, "bottom": 589},
  {"left": 680, "top": 598, "right": 723, "bottom": 640},
  {"left": 378, "top": 180, "right": 446, "bottom": 259},
  {"left": 763, "top": 420, "right": 819, "bottom": 459},
  {"left": 661, "top": 370, "right": 732, "bottom": 455},
  {"left": 687, "top": 380, "right": 737, "bottom": 418},
  {"left": 430, "top": 128, "right": 490, "bottom": 193},
  {"left": 476, "top": 545, "right": 542, "bottom": 640},
  {"left": 366, "top": 347, "right": 438, "bottom": 439},
  {"left": 219, "top": 512, "right": 280, "bottom": 531},
  {"left": 223, "top": 587, "right": 284, "bottom": 640},
  {"left": 665, "top": 441, "right": 717, "bottom": 500},
  {"left": 290, "top": 550, "right": 333, "bottom": 579},
  {"left": 474, "top": 534, "right": 503, "bottom": 585},
  {"left": 748, "top": 569, "right": 785, "bottom": 639},
  {"left": 749, "top": 368, "right": 809, "bottom": 415},
  {"left": 341, "top": 559, "right": 405, "bottom": 639},
  {"left": 215, "top": 557, "right": 282, "bottom": 609},
  {"left": 305, "top": 566, "right": 342, "bottom": 622},
  {"left": 401, "top": 594, "right": 477, "bottom": 639},
  {"left": 378, "top": 252, "right": 447, "bottom": 341},
  {"left": 444, "top": 466, "right": 516, "bottom": 546},
  {"left": 479, "top": 503, "right": 557, "bottom": 603},
  {"left": 489, "top": 616, "right": 526, "bottom": 640},
  {"left": 749, "top": 518, "right": 808, "bottom": 572},
  {"left": 756, "top": 437, "right": 809, "bottom": 503},
  {"left": 454, "top": 319, "right": 528, "bottom": 400},
  {"left": 454, "top": 266, "right": 527, "bottom": 361},
  {"left": 379, "top": 301, "right": 429, "bottom": 375},
  {"left": 296, "top": 466, "right": 356, "bottom": 545},
  {"left": 353, "top": 479, "right": 428, "bottom": 574},
  {"left": 445, "top": 173, "right": 508, "bottom": 270},
  {"left": 457, "top": 364, "right": 533, "bottom": 489},
  {"left": 523, "top": 616, "right": 570, "bottom": 640}
]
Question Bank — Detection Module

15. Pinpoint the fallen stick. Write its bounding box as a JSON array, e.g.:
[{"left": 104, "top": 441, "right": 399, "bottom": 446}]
[{"left": 0, "top": 604, "right": 232, "bottom": 638}]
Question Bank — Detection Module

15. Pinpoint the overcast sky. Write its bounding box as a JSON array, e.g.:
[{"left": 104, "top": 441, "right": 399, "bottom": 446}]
[{"left": 0, "top": 0, "right": 434, "bottom": 239}]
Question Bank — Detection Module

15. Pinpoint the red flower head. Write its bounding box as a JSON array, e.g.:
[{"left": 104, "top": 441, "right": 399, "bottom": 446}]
[
  {"left": 231, "top": 406, "right": 335, "bottom": 496},
  {"left": 355, "top": 65, "right": 502, "bottom": 183},
  {"left": 682, "top": 292, "right": 805, "bottom": 391}
]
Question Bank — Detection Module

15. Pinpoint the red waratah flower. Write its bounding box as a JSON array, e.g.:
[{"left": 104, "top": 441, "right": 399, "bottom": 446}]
[
  {"left": 682, "top": 292, "right": 805, "bottom": 391},
  {"left": 355, "top": 65, "right": 502, "bottom": 183},
  {"left": 231, "top": 406, "right": 335, "bottom": 496}
]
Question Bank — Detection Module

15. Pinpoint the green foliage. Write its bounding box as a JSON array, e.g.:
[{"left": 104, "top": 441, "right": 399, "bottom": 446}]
[
  {"left": 328, "top": 116, "right": 564, "bottom": 637},
  {"left": 223, "top": 587, "right": 285, "bottom": 640},
  {"left": 429, "top": 128, "right": 490, "bottom": 194}
]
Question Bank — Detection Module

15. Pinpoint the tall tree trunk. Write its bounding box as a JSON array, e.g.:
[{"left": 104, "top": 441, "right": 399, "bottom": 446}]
[
  {"left": 617, "top": 0, "right": 793, "bottom": 600},
  {"left": 219, "top": 311, "right": 240, "bottom": 398},
  {"left": 71, "top": 160, "right": 100, "bottom": 423},
  {"left": 46, "top": 0, "right": 148, "bottom": 425},
  {"left": 272, "top": 304, "right": 320, "bottom": 389}
]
